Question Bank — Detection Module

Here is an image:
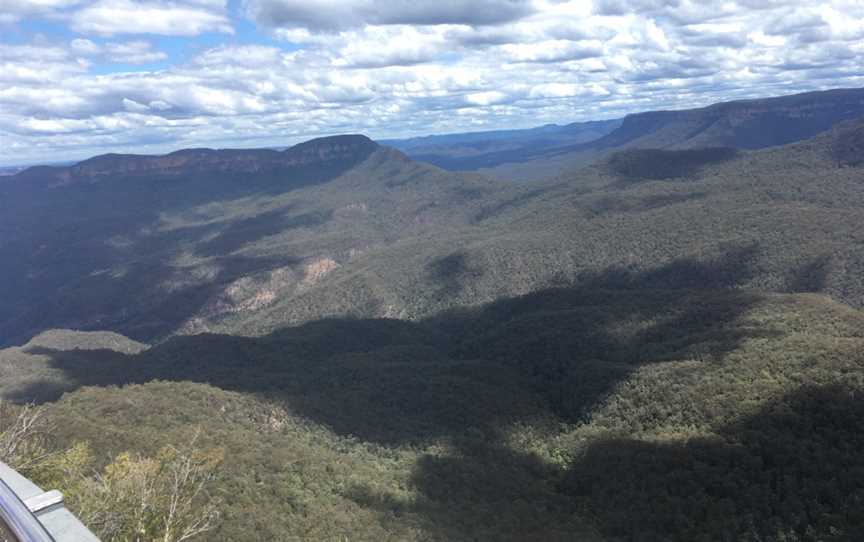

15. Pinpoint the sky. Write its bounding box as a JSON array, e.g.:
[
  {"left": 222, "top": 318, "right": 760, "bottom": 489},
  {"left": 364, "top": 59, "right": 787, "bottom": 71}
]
[{"left": 1, "top": 0, "right": 864, "bottom": 166}]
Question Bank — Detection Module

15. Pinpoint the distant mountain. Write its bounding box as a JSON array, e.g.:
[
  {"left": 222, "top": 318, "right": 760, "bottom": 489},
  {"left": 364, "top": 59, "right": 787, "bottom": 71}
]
[
  {"left": 10, "top": 134, "right": 378, "bottom": 188},
  {"left": 384, "top": 119, "right": 621, "bottom": 171},
  {"left": 202, "top": 117, "right": 864, "bottom": 339},
  {"left": 0, "top": 134, "right": 507, "bottom": 346},
  {"left": 0, "top": 166, "right": 27, "bottom": 177},
  {"left": 592, "top": 87, "right": 864, "bottom": 150},
  {"left": 3, "top": 116, "right": 864, "bottom": 346},
  {"left": 459, "top": 87, "right": 864, "bottom": 179}
]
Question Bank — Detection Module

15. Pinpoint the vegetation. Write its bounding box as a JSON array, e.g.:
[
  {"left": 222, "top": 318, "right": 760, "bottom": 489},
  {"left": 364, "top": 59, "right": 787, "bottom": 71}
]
[
  {"left": 3, "top": 116, "right": 864, "bottom": 347},
  {"left": 385, "top": 119, "right": 621, "bottom": 172},
  {"left": 1, "top": 278, "right": 863, "bottom": 540},
  {"left": 607, "top": 147, "right": 738, "bottom": 180},
  {"left": 830, "top": 119, "right": 864, "bottom": 167},
  {"left": 0, "top": 400, "right": 50, "bottom": 470},
  {"left": 2, "top": 92, "right": 864, "bottom": 540}
]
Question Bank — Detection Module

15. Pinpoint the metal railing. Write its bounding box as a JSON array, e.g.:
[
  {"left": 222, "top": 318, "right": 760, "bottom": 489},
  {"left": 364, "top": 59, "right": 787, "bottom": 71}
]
[{"left": 0, "top": 477, "right": 53, "bottom": 542}]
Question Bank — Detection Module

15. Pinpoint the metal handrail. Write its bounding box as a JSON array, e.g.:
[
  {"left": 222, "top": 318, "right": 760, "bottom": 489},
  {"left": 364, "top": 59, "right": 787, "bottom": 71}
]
[{"left": 0, "top": 478, "right": 54, "bottom": 542}]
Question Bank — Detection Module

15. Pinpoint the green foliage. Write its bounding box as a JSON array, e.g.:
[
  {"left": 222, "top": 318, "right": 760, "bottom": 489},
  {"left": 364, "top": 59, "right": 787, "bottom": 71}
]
[
  {"left": 3, "top": 117, "right": 864, "bottom": 347},
  {"left": 2, "top": 95, "right": 864, "bottom": 541},
  {"left": 563, "top": 385, "right": 864, "bottom": 541},
  {"left": 0, "top": 400, "right": 50, "bottom": 471},
  {"left": 29, "top": 437, "right": 223, "bottom": 542},
  {"left": 2, "top": 283, "right": 862, "bottom": 540},
  {"left": 607, "top": 147, "right": 738, "bottom": 180},
  {"left": 830, "top": 119, "right": 864, "bottom": 167}
]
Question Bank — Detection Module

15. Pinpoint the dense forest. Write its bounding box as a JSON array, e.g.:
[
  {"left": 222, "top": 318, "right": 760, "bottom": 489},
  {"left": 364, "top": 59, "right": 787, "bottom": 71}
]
[
  {"left": 2, "top": 275, "right": 864, "bottom": 540},
  {"left": 1, "top": 90, "right": 864, "bottom": 540}
]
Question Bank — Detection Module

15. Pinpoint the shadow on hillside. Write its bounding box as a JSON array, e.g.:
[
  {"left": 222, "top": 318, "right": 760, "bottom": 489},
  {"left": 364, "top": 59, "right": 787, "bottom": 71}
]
[
  {"left": 427, "top": 251, "right": 484, "bottom": 296},
  {"left": 343, "top": 384, "right": 864, "bottom": 541},
  {"left": 0, "top": 151, "right": 371, "bottom": 348},
  {"left": 787, "top": 254, "right": 832, "bottom": 294},
  {"left": 11, "top": 246, "right": 836, "bottom": 540},
  {"left": 608, "top": 147, "right": 739, "bottom": 182},
  {"left": 1, "top": 203, "right": 320, "bottom": 346},
  {"left": 12, "top": 246, "right": 768, "bottom": 429},
  {"left": 558, "top": 384, "right": 864, "bottom": 541},
  {"left": 345, "top": 436, "right": 592, "bottom": 542},
  {"left": 13, "top": 245, "right": 842, "bottom": 539},
  {"left": 196, "top": 209, "right": 333, "bottom": 258}
]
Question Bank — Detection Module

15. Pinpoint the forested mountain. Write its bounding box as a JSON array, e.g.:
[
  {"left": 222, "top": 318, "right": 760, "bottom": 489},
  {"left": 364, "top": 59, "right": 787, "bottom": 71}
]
[
  {"left": 5, "top": 114, "right": 864, "bottom": 348},
  {"left": 0, "top": 135, "right": 502, "bottom": 346},
  {"left": 2, "top": 90, "right": 864, "bottom": 541},
  {"left": 407, "top": 87, "right": 864, "bottom": 179},
  {"left": 384, "top": 119, "right": 621, "bottom": 171},
  {"left": 192, "top": 116, "right": 864, "bottom": 339}
]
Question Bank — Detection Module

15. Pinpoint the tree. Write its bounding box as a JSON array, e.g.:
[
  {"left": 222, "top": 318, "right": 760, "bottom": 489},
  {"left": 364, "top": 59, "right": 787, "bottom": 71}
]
[
  {"left": 0, "top": 400, "right": 51, "bottom": 470},
  {"left": 30, "top": 430, "right": 223, "bottom": 542}
]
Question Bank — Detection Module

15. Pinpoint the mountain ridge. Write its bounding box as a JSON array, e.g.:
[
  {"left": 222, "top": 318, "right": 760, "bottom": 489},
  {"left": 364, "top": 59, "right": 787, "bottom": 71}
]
[
  {"left": 449, "top": 87, "right": 864, "bottom": 179},
  {"left": 10, "top": 134, "right": 380, "bottom": 187}
]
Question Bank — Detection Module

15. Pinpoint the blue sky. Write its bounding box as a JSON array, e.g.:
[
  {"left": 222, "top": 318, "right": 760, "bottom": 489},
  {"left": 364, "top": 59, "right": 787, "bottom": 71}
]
[{"left": 1, "top": 0, "right": 864, "bottom": 165}]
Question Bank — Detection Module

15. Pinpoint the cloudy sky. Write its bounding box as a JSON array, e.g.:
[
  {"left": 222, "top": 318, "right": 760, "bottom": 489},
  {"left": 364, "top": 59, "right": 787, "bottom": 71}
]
[{"left": 1, "top": 0, "right": 864, "bottom": 165}]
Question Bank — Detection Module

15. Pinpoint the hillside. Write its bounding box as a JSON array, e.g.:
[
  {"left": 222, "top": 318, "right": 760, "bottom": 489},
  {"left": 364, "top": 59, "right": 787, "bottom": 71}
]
[
  {"left": 384, "top": 119, "right": 621, "bottom": 171},
  {"left": 197, "top": 118, "right": 864, "bottom": 339},
  {"left": 3, "top": 117, "right": 864, "bottom": 349},
  {"left": 0, "top": 135, "right": 518, "bottom": 347},
  {"left": 3, "top": 100, "right": 864, "bottom": 540},
  {"left": 3, "top": 286, "right": 863, "bottom": 540},
  {"left": 473, "top": 87, "right": 864, "bottom": 179}
]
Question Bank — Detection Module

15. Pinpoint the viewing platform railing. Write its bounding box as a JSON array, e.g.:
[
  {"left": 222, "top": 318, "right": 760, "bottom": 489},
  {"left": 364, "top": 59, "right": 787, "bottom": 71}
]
[{"left": 0, "top": 461, "right": 98, "bottom": 542}]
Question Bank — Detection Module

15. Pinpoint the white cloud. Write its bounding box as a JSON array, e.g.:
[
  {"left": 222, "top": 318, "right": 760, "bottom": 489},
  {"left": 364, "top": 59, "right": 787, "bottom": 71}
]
[
  {"left": 104, "top": 41, "right": 168, "bottom": 64},
  {"left": 70, "top": 0, "right": 234, "bottom": 36},
  {"left": 499, "top": 39, "right": 603, "bottom": 62},
  {"left": 244, "top": 0, "right": 537, "bottom": 30},
  {"left": 2, "top": 0, "right": 864, "bottom": 164},
  {"left": 71, "top": 39, "right": 168, "bottom": 64},
  {"left": 70, "top": 38, "right": 101, "bottom": 55},
  {"left": 0, "top": 0, "right": 83, "bottom": 23}
]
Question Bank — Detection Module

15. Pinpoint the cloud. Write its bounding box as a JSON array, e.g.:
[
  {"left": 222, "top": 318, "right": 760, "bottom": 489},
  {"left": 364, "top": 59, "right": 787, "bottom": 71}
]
[
  {"left": 2, "top": 0, "right": 864, "bottom": 165},
  {"left": 70, "top": 0, "right": 234, "bottom": 36},
  {"left": 0, "top": 0, "right": 83, "bottom": 23},
  {"left": 499, "top": 39, "right": 603, "bottom": 62},
  {"left": 71, "top": 39, "right": 168, "bottom": 64},
  {"left": 245, "top": 0, "right": 536, "bottom": 31}
]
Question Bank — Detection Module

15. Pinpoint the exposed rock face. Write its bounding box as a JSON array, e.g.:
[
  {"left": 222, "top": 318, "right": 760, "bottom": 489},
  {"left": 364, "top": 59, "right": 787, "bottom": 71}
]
[
  {"left": 285, "top": 134, "right": 378, "bottom": 166},
  {"left": 302, "top": 257, "right": 340, "bottom": 285},
  {"left": 12, "top": 134, "right": 379, "bottom": 186}
]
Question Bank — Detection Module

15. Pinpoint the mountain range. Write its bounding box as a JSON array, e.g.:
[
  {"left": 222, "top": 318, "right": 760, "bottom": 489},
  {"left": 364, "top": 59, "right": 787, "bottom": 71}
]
[
  {"left": 389, "top": 87, "right": 864, "bottom": 179},
  {"left": 4, "top": 87, "right": 864, "bottom": 347},
  {"left": 2, "top": 87, "right": 864, "bottom": 541}
]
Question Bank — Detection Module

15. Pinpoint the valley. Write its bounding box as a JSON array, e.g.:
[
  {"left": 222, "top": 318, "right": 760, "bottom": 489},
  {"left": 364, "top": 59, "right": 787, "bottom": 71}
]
[{"left": 2, "top": 87, "right": 864, "bottom": 541}]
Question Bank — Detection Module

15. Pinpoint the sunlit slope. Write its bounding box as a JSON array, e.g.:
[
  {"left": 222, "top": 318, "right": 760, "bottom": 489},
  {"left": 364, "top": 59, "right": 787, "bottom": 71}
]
[
  {"left": 3, "top": 118, "right": 863, "bottom": 350},
  {"left": 0, "top": 137, "right": 513, "bottom": 346},
  {"left": 214, "top": 119, "right": 864, "bottom": 338}
]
